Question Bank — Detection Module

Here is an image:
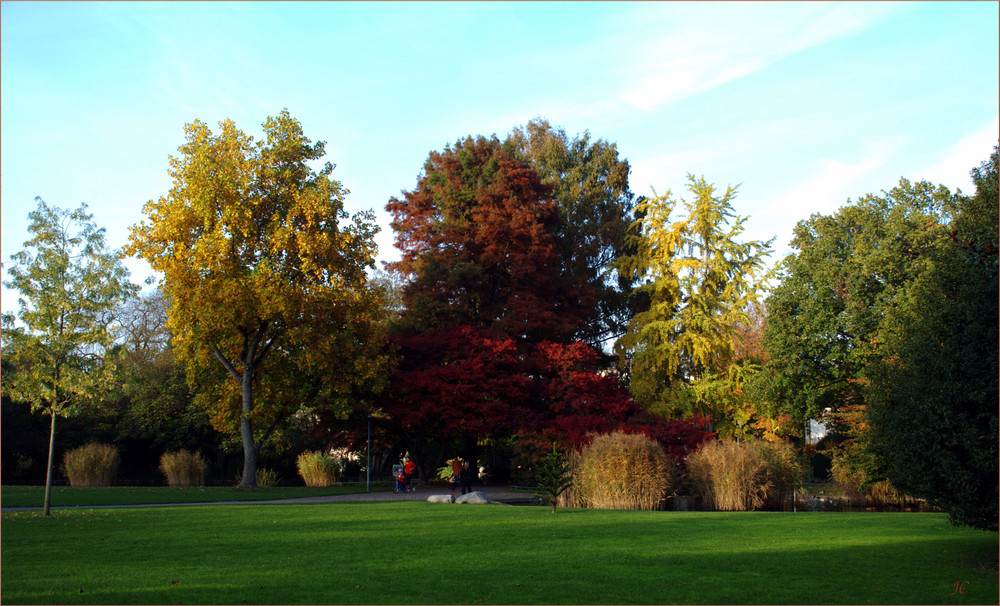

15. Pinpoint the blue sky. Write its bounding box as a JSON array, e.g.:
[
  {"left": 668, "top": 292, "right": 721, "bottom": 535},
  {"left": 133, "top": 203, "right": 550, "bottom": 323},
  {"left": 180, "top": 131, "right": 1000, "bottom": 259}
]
[{"left": 2, "top": 1, "right": 998, "bottom": 314}]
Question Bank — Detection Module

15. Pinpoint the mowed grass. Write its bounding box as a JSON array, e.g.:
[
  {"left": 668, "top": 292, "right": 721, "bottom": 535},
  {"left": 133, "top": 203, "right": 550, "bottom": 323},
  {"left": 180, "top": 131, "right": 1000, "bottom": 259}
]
[
  {"left": 1, "top": 503, "right": 996, "bottom": 605},
  {"left": 1, "top": 484, "right": 391, "bottom": 508}
]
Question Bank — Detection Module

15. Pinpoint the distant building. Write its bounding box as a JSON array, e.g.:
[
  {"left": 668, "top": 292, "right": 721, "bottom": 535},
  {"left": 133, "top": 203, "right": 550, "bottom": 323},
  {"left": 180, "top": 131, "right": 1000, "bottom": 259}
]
[{"left": 805, "top": 408, "right": 832, "bottom": 444}]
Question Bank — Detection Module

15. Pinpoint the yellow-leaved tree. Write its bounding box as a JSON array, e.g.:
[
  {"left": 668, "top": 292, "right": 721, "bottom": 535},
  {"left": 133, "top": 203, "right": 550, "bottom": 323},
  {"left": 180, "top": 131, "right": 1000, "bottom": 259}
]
[
  {"left": 616, "top": 175, "right": 773, "bottom": 423},
  {"left": 128, "top": 110, "right": 387, "bottom": 487}
]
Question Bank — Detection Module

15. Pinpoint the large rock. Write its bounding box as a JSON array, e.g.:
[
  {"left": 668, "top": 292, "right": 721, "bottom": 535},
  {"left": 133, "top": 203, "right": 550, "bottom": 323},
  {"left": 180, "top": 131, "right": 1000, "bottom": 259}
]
[
  {"left": 426, "top": 491, "right": 492, "bottom": 504},
  {"left": 455, "top": 491, "right": 490, "bottom": 504}
]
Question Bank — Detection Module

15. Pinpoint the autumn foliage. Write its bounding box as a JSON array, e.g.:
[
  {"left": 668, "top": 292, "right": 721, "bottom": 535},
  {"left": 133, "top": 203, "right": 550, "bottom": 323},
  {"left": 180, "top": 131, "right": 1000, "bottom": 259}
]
[{"left": 387, "top": 135, "right": 591, "bottom": 343}]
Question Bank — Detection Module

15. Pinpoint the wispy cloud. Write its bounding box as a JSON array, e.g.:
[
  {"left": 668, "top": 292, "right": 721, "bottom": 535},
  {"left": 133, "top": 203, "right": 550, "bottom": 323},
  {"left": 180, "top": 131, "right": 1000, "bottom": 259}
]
[
  {"left": 616, "top": 2, "right": 906, "bottom": 112},
  {"left": 915, "top": 117, "right": 1000, "bottom": 192},
  {"left": 763, "top": 138, "right": 902, "bottom": 219}
]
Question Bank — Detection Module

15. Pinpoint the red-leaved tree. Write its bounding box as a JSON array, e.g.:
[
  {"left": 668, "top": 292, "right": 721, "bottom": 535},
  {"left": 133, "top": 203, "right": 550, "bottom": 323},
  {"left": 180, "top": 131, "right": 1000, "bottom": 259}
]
[{"left": 386, "top": 135, "right": 591, "bottom": 343}]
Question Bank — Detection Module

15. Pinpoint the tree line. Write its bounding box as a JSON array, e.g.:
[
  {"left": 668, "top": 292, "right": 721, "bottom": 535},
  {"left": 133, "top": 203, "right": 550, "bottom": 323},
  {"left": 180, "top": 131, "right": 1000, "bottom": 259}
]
[{"left": 3, "top": 110, "right": 995, "bottom": 529}]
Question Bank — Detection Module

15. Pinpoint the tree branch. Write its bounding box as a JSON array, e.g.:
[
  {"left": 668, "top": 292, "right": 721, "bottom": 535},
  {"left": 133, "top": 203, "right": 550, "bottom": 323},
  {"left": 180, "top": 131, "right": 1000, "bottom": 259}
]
[{"left": 213, "top": 346, "right": 242, "bottom": 382}]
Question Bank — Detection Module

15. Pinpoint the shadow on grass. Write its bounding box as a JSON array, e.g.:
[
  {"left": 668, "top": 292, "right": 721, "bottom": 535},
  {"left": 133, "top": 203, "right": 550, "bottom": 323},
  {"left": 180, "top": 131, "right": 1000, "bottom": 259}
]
[{"left": 2, "top": 506, "right": 996, "bottom": 605}]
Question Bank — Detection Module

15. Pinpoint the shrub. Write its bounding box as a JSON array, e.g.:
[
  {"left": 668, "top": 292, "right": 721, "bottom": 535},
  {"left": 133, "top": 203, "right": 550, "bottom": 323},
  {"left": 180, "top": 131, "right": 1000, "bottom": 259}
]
[
  {"left": 159, "top": 449, "right": 207, "bottom": 487},
  {"left": 688, "top": 439, "right": 805, "bottom": 511},
  {"left": 63, "top": 442, "right": 119, "bottom": 487},
  {"left": 574, "top": 431, "right": 677, "bottom": 510},
  {"left": 296, "top": 451, "right": 340, "bottom": 487},
  {"left": 534, "top": 444, "right": 573, "bottom": 513},
  {"left": 829, "top": 446, "right": 905, "bottom": 508},
  {"left": 255, "top": 467, "right": 280, "bottom": 488}
]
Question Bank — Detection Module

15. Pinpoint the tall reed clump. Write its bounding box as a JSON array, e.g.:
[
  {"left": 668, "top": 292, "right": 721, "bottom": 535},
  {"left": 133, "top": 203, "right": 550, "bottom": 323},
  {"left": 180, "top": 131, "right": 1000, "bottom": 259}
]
[
  {"left": 159, "top": 449, "right": 207, "bottom": 487},
  {"left": 687, "top": 439, "right": 806, "bottom": 511},
  {"left": 296, "top": 451, "right": 340, "bottom": 487},
  {"left": 830, "top": 452, "right": 905, "bottom": 507},
  {"left": 255, "top": 467, "right": 280, "bottom": 488},
  {"left": 63, "top": 442, "right": 119, "bottom": 487},
  {"left": 574, "top": 431, "right": 677, "bottom": 510}
]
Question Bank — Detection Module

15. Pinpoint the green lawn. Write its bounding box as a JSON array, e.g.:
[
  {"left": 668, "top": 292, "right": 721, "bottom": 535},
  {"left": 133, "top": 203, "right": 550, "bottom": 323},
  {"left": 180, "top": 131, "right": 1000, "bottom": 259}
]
[
  {"left": 2, "top": 503, "right": 996, "bottom": 605},
  {"left": 0, "top": 483, "right": 391, "bottom": 508}
]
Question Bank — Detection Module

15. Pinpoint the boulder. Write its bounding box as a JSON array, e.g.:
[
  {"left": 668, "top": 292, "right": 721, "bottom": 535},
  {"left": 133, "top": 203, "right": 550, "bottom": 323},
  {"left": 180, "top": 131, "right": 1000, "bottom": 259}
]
[
  {"left": 455, "top": 491, "right": 490, "bottom": 504},
  {"left": 426, "top": 491, "right": 492, "bottom": 504}
]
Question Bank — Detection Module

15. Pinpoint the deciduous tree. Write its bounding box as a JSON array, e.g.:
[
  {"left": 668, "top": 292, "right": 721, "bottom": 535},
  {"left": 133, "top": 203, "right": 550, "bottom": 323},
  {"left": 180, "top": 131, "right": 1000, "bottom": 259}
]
[
  {"left": 507, "top": 118, "right": 636, "bottom": 348},
  {"left": 616, "top": 175, "right": 773, "bottom": 421},
  {"left": 758, "top": 178, "right": 956, "bottom": 426},
  {"left": 386, "top": 135, "right": 590, "bottom": 343},
  {"left": 127, "top": 111, "right": 385, "bottom": 487},
  {"left": 2, "top": 198, "right": 136, "bottom": 514},
  {"left": 866, "top": 148, "right": 998, "bottom": 530}
]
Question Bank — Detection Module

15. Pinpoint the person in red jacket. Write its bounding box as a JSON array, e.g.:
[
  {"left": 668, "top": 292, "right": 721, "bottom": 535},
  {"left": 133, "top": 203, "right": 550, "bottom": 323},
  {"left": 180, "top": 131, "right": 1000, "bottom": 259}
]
[
  {"left": 449, "top": 457, "right": 463, "bottom": 502},
  {"left": 403, "top": 456, "right": 416, "bottom": 492}
]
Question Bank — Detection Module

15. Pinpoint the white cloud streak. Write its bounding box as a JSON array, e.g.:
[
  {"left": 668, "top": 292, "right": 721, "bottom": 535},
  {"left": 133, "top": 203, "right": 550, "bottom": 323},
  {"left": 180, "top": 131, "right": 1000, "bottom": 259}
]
[{"left": 617, "top": 2, "right": 906, "bottom": 112}]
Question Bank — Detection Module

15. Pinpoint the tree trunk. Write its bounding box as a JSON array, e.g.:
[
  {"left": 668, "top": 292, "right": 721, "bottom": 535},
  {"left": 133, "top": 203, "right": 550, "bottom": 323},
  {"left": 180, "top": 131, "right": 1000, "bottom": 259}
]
[
  {"left": 42, "top": 410, "right": 57, "bottom": 516},
  {"left": 238, "top": 354, "right": 258, "bottom": 488}
]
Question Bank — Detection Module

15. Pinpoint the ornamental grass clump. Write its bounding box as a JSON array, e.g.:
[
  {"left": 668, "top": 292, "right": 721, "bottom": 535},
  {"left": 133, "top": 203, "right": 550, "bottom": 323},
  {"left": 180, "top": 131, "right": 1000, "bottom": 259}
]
[
  {"left": 575, "top": 431, "right": 677, "bottom": 510},
  {"left": 63, "top": 442, "right": 119, "bottom": 487},
  {"left": 255, "top": 467, "right": 281, "bottom": 488},
  {"left": 159, "top": 449, "right": 207, "bottom": 487},
  {"left": 688, "top": 438, "right": 806, "bottom": 511},
  {"left": 296, "top": 451, "right": 340, "bottom": 487},
  {"left": 830, "top": 450, "right": 905, "bottom": 508}
]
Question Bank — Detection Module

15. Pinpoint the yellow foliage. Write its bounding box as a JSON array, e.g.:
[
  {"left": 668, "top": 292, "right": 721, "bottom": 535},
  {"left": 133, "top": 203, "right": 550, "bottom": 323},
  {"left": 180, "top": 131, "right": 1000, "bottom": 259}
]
[{"left": 127, "top": 111, "right": 390, "bottom": 453}]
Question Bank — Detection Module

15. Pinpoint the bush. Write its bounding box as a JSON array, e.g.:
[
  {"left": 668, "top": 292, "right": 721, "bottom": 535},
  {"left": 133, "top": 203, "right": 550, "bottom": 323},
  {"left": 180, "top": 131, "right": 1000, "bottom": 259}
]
[
  {"left": 159, "top": 449, "right": 207, "bottom": 487},
  {"left": 574, "top": 431, "right": 677, "bottom": 510},
  {"left": 829, "top": 446, "right": 905, "bottom": 508},
  {"left": 63, "top": 442, "right": 119, "bottom": 487},
  {"left": 296, "top": 451, "right": 340, "bottom": 487},
  {"left": 688, "top": 439, "right": 805, "bottom": 511},
  {"left": 255, "top": 467, "right": 280, "bottom": 488}
]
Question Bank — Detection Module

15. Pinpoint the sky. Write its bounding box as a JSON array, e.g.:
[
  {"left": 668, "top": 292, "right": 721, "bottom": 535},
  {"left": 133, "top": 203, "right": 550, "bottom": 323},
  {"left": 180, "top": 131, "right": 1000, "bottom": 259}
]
[{"left": 2, "top": 1, "right": 998, "bottom": 316}]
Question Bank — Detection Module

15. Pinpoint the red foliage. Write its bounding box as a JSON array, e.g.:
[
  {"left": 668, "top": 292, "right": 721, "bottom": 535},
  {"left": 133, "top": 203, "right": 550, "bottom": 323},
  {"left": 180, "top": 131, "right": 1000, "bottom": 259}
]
[
  {"left": 527, "top": 341, "right": 637, "bottom": 447},
  {"left": 625, "top": 412, "right": 715, "bottom": 462},
  {"left": 387, "top": 326, "right": 532, "bottom": 440},
  {"left": 386, "top": 327, "right": 716, "bottom": 462},
  {"left": 386, "top": 136, "right": 591, "bottom": 342}
]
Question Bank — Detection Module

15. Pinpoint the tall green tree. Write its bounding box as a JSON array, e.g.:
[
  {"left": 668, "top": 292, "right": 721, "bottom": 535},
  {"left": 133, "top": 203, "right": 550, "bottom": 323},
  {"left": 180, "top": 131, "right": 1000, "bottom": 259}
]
[
  {"left": 758, "top": 178, "right": 956, "bottom": 426},
  {"left": 507, "top": 118, "right": 636, "bottom": 349},
  {"left": 128, "top": 110, "right": 386, "bottom": 487},
  {"left": 616, "top": 175, "right": 773, "bottom": 421},
  {"left": 866, "top": 147, "right": 998, "bottom": 530},
  {"left": 2, "top": 198, "right": 137, "bottom": 514}
]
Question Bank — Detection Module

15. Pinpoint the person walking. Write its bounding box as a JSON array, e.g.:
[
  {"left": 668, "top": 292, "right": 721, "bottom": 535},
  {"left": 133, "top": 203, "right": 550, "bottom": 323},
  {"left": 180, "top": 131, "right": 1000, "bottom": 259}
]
[
  {"left": 449, "top": 457, "right": 463, "bottom": 502},
  {"left": 459, "top": 460, "right": 474, "bottom": 495}
]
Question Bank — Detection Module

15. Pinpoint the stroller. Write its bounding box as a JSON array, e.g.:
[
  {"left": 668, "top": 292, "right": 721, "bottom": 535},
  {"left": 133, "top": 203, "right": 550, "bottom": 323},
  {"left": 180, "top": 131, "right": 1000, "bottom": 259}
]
[{"left": 392, "top": 467, "right": 408, "bottom": 494}]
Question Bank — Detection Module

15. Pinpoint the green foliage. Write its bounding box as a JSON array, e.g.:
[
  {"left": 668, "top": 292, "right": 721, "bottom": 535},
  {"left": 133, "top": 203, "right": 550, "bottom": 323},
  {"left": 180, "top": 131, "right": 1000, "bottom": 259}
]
[
  {"left": 533, "top": 443, "right": 574, "bottom": 513},
  {"left": 575, "top": 431, "right": 677, "bottom": 510},
  {"left": 616, "top": 175, "right": 772, "bottom": 419},
  {"left": 687, "top": 439, "right": 805, "bottom": 511},
  {"left": 865, "top": 147, "right": 999, "bottom": 531},
  {"left": 828, "top": 443, "right": 904, "bottom": 508},
  {"left": 296, "top": 451, "right": 340, "bottom": 487},
  {"left": 507, "top": 118, "right": 637, "bottom": 347},
  {"left": 757, "top": 178, "right": 956, "bottom": 425},
  {"left": 63, "top": 443, "right": 119, "bottom": 487},
  {"left": 159, "top": 450, "right": 207, "bottom": 487},
  {"left": 2, "top": 198, "right": 137, "bottom": 512}
]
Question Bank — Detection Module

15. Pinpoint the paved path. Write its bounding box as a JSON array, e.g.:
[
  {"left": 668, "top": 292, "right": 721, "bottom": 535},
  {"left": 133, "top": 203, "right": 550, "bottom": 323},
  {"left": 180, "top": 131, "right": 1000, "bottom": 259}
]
[{"left": 2, "top": 486, "right": 540, "bottom": 512}]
